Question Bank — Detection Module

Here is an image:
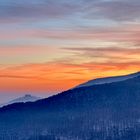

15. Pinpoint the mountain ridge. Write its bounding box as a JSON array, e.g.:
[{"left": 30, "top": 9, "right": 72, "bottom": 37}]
[
  {"left": 0, "top": 71, "right": 140, "bottom": 111},
  {"left": 75, "top": 71, "right": 140, "bottom": 89},
  {"left": 0, "top": 94, "right": 40, "bottom": 108}
]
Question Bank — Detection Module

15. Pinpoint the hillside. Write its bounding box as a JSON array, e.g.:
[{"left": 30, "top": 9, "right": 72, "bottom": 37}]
[{"left": 0, "top": 72, "right": 140, "bottom": 140}]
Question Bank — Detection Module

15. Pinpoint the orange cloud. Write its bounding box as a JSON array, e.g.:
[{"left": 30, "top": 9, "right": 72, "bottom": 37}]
[{"left": 0, "top": 61, "right": 139, "bottom": 94}]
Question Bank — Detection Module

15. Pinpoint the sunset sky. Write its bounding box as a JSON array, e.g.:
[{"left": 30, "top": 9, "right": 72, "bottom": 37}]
[{"left": 0, "top": 0, "right": 140, "bottom": 103}]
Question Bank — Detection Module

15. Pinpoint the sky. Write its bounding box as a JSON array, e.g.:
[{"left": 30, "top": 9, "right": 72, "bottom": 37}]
[{"left": 0, "top": 0, "right": 140, "bottom": 103}]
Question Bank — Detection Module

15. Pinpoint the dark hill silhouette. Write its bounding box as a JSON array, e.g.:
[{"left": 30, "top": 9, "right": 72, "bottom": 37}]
[{"left": 0, "top": 72, "right": 140, "bottom": 140}]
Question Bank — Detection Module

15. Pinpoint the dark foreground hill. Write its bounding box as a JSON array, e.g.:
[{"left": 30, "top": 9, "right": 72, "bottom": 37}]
[{"left": 0, "top": 72, "right": 140, "bottom": 140}]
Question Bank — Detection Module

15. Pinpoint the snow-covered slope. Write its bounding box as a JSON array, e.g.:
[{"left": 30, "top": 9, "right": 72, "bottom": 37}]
[
  {"left": 75, "top": 71, "right": 140, "bottom": 89},
  {"left": 0, "top": 94, "right": 41, "bottom": 107}
]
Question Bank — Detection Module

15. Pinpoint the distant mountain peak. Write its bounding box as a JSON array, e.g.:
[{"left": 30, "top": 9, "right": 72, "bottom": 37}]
[
  {"left": 75, "top": 71, "right": 140, "bottom": 89},
  {"left": 24, "top": 94, "right": 35, "bottom": 99},
  {"left": 25, "top": 94, "right": 32, "bottom": 97},
  {"left": 0, "top": 94, "right": 41, "bottom": 108}
]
